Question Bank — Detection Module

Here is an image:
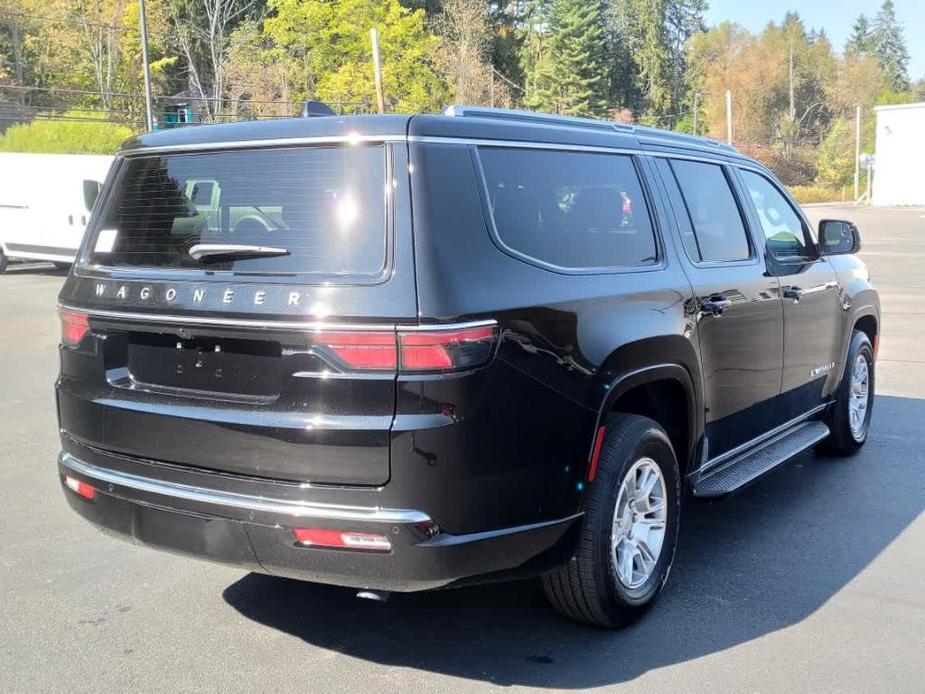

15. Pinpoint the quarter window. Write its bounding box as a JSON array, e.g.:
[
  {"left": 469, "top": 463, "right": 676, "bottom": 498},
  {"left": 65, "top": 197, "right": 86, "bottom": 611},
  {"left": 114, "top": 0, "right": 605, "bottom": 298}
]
[
  {"left": 670, "top": 160, "right": 750, "bottom": 262},
  {"left": 740, "top": 170, "right": 810, "bottom": 259},
  {"left": 478, "top": 147, "right": 657, "bottom": 270}
]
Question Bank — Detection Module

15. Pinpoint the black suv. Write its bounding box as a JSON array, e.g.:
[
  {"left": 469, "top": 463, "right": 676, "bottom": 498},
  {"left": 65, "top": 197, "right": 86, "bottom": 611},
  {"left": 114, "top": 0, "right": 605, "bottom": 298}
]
[{"left": 56, "top": 106, "right": 879, "bottom": 627}]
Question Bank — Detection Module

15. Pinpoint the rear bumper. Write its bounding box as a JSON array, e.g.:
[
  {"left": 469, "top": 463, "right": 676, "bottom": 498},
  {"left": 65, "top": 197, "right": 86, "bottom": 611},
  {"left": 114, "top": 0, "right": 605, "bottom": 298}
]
[{"left": 59, "top": 451, "right": 581, "bottom": 592}]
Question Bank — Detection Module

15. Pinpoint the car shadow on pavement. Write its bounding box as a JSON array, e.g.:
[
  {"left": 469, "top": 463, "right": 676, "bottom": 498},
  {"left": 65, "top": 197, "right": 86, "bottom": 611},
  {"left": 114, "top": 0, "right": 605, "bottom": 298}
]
[{"left": 223, "top": 394, "right": 924, "bottom": 688}]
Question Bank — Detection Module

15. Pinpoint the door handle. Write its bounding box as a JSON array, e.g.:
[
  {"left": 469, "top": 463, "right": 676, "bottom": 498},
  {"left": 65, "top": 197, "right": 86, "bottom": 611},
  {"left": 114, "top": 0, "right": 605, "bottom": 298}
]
[
  {"left": 700, "top": 296, "right": 732, "bottom": 317},
  {"left": 783, "top": 281, "right": 836, "bottom": 303},
  {"left": 783, "top": 286, "right": 805, "bottom": 303}
]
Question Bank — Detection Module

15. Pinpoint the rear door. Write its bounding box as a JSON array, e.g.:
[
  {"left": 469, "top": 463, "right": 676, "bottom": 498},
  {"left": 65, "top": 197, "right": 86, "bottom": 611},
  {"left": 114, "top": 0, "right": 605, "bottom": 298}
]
[
  {"left": 653, "top": 157, "right": 784, "bottom": 458},
  {"left": 57, "top": 142, "right": 416, "bottom": 485}
]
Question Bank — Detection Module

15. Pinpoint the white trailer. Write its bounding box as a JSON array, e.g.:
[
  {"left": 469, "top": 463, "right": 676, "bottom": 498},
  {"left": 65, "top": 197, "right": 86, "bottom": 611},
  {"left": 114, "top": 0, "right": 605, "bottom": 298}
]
[
  {"left": 873, "top": 102, "right": 925, "bottom": 207},
  {"left": 0, "top": 153, "right": 114, "bottom": 271}
]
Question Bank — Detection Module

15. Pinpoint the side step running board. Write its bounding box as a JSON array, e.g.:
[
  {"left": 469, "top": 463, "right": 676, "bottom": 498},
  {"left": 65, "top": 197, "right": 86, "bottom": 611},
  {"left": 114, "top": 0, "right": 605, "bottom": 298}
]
[{"left": 693, "top": 421, "right": 830, "bottom": 498}]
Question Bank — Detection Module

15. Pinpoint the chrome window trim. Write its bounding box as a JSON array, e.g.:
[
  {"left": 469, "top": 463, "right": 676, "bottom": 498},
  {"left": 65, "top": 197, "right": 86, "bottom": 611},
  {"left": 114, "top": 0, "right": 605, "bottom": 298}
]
[
  {"left": 59, "top": 452, "right": 432, "bottom": 523},
  {"left": 119, "top": 134, "right": 407, "bottom": 157}
]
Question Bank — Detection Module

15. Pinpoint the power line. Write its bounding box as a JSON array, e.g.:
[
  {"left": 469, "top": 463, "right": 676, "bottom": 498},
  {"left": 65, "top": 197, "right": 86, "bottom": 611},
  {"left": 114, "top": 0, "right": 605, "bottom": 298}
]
[
  {"left": 0, "top": 10, "right": 127, "bottom": 32},
  {"left": 0, "top": 84, "right": 354, "bottom": 108}
]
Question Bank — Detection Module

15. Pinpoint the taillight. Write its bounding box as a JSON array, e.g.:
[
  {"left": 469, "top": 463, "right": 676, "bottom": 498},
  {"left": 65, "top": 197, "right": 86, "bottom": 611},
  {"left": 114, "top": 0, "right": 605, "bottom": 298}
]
[
  {"left": 398, "top": 325, "right": 497, "bottom": 372},
  {"left": 59, "top": 309, "right": 90, "bottom": 346},
  {"left": 311, "top": 322, "right": 498, "bottom": 373},
  {"left": 313, "top": 331, "right": 397, "bottom": 370},
  {"left": 292, "top": 528, "right": 391, "bottom": 552}
]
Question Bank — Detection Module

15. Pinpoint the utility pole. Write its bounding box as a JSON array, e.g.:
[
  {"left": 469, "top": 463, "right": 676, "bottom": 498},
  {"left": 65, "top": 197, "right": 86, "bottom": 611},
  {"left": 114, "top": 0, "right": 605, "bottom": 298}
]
[
  {"left": 139, "top": 0, "right": 154, "bottom": 131},
  {"left": 725, "top": 90, "right": 733, "bottom": 145},
  {"left": 370, "top": 28, "right": 385, "bottom": 114},
  {"left": 854, "top": 105, "right": 861, "bottom": 200},
  {"left": 692, "top": 92, "right": 700, "bottom": 136}
]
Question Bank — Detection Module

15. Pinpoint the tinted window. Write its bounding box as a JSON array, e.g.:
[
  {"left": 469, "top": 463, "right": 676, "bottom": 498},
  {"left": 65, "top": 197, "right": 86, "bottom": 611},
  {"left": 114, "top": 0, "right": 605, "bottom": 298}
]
[
  {"left": 670, "top": 160, "right": 750, "bottom": 262},
  {"left": 87, "top": 146, "right": 387, "bottom": 277},
  {"left": 740, "top": 170, "right": 809, "bottom": 258},
  {"left": 478, "top": 148, "right": 656, "bottom": 269}
]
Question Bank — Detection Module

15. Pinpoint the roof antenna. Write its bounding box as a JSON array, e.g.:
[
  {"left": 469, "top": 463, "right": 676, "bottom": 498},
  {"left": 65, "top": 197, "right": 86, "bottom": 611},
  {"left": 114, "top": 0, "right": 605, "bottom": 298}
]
[{"left": 300, "top": 100, "right": 337, "bottom": 118}]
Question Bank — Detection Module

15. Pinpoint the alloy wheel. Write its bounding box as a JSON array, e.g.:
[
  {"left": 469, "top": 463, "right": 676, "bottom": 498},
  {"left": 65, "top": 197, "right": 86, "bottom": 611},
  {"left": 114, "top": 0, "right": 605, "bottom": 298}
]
[{"left": 611, "top": 458, "right": 668, "bottom": 589}]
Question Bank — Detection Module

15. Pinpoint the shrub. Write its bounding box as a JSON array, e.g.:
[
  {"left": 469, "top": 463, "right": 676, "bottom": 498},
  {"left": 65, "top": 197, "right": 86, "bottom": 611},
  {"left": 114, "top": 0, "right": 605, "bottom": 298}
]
[
  {"left": 789, "top": 185, "right": 847, "bottom": 205},
  {"left": 0, "top": 112, "right": 135, "bottom": 154}
]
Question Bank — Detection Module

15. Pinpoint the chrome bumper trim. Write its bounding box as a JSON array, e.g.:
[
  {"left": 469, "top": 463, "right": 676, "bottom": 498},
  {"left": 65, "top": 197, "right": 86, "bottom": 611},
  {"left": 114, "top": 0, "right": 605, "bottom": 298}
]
[{"left": 59, "top": 452, "right": 432, "bottom": 524}]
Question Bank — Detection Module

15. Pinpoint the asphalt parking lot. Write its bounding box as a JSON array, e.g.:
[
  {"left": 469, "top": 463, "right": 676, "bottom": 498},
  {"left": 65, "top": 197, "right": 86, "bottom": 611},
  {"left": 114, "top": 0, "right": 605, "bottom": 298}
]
[{"left": 2, "top": 204, "right": 924, "bottom": 693}]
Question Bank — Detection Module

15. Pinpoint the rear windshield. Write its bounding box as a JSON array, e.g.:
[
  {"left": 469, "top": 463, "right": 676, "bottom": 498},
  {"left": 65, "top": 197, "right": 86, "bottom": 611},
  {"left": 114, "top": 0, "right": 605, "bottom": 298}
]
[{"left": 86, "top": 145, "right": 387, "bottom": 277}]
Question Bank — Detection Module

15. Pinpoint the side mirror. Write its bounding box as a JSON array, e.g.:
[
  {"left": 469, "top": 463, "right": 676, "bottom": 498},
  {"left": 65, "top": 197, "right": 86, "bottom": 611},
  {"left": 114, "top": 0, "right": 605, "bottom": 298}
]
[
  {"left": 82, "top": 179, "right": 102, "bottom": 213},
  {"left": 818, "top": 219, "right": 861, "bottom": 255}
]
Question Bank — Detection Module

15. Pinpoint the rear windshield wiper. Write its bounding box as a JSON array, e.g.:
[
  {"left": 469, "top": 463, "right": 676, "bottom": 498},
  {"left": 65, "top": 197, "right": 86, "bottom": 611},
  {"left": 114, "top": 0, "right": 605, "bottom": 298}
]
[{"left": 188, "top": 244, "right": 290, "bottom": 262}]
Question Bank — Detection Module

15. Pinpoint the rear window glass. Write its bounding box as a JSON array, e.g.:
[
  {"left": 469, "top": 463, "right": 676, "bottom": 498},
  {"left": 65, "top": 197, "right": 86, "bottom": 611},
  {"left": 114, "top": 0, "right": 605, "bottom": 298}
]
[
  {"left": 87, "top": 146, "right": 387, "bottom": 277},
  {"left": 478, "top": 147, "right": 657, "bottom": 270}
]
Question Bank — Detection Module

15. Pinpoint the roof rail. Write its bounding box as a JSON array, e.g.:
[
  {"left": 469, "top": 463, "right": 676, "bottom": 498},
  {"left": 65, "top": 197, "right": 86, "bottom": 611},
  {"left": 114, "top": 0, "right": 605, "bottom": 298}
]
[
  {"left": 443, "top": 105, "right": 736, "bottom": 152},
  {"left": 443, "top": 105, "right": 623, "bottom": 133}
]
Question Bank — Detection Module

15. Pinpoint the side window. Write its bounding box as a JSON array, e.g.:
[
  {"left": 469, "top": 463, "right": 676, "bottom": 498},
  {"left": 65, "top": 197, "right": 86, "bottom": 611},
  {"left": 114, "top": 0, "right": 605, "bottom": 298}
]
[
  {"left": 670, "top": 160, "right": 751, "bottom": 262},
  {"left": 740, "top": 170, "right": 810, "bottom": 259},
  {"left": 478, "top": 147, "right": 657, "bottom": 270}
]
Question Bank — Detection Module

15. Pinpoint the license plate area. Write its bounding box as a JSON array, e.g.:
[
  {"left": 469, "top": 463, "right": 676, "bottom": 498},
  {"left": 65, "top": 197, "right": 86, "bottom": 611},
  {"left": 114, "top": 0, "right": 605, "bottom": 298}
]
[{"left": 126, "top": 332, "right": 283, "bottom": 398}]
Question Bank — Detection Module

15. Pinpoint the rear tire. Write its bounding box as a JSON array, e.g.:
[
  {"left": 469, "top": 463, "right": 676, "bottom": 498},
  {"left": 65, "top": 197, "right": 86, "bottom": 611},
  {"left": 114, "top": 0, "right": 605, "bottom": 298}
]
[
  {"left": 0, "top": 248, "right": 7, "bottom": 274},
  {"left": 818, "top": 330, "right": 874, "bottom": 456},
  {"left": 542, "top": 413, "right": 681, "bottom": 628}
]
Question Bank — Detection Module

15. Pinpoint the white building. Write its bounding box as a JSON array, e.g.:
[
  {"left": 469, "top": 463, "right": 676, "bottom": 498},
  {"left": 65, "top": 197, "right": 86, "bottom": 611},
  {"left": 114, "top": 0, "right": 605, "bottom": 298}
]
[{"left": 873, "top": 102, "right": 925, "bottom": 206}]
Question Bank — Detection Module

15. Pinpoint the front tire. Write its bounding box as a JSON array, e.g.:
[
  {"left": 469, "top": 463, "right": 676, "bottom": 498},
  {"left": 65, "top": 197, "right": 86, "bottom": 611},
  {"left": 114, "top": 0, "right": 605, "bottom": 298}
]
[
  {"left": 819, "top": 330, "right": 875, "bottom": 456},
  {"left": 542, "top": 414, "right": 681, "bottom": 628},
  {"left": 0, "top": 248, "right": 7, "bottom": 274}
]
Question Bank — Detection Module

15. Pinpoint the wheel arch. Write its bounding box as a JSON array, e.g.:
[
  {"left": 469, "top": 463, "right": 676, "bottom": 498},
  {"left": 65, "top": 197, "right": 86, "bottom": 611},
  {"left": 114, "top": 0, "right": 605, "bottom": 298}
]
[{"left": 590, "top": 340, "right": 703, "bottom": 480}]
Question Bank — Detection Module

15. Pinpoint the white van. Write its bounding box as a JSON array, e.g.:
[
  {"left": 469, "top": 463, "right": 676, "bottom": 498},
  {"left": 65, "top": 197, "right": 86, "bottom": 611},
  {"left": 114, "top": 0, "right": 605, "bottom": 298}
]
[{"left": 0, "top": 153, "right": 113, "bottom": 272}]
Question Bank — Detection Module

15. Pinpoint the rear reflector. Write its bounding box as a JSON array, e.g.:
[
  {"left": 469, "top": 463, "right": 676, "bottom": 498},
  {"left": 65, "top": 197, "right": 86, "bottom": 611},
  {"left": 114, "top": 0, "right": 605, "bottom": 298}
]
[
  {"left": 292, "top": 528, "right": 391, "bottom": 552},
  {"left": 587, "top": 426, "right": 606, "bottom": 482},
  {"left": 59, "top": 309, "right": 90, "bottom": 346},
  {"left": 64, "top": 475, "right": 96, "bottom": 500}
]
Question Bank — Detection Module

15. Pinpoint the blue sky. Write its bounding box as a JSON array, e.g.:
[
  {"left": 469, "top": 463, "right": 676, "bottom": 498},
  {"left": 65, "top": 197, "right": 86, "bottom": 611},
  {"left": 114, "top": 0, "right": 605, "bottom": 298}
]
[{"left": 705, "top": 0, "right": 924, "bottom": 80}]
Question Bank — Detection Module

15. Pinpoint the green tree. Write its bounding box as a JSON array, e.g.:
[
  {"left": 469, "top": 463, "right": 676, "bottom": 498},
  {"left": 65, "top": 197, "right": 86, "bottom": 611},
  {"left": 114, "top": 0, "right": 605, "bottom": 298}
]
[
  {"left": 609, "top": 0, "right": 705, "bottom": 125},
  {"left": 870, "top": 0, "right": 909, "bottom": 91},
  {"left": 264, "top": 0, "right": 449, "bottom": 113},
  {"left": 845, "top": 14, "right": 872, "bottom": 56},
  {"left": 525, "top": 0, "right": 609, "bottom": 117}
]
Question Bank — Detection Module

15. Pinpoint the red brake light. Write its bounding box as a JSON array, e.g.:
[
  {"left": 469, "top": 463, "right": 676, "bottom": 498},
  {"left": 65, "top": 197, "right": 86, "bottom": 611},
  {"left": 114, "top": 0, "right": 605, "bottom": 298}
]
[
  {"left": 398, "top": 325, "right": 497, "bottom": 372},
  {"left": 292, "top": 528, "right": 391, "bottom": 552},
  {"left": 64, "top": 475, "right": 96, "bottom": 500},
  {"left": 59, "top": 309, "right": 90, "bottom": 346},
  {"left": 311, "top": 323, "right": 498, "bottom": 373},
  {"left": 314, "top": 331, "right": 397, "bottom": 370}
]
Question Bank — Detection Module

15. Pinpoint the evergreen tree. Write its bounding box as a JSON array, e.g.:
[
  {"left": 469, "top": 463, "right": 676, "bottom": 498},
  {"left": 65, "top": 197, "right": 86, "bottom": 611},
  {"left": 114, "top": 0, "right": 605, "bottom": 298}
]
[
  {"left": 610, "top": 0, "right": 705, "bottom": 125},
  {"left": 526, "top": 0, "right": 610, "bottom": 117},
  {"left": 845, "top": 14, "right": 872, "bottom": 56},
  {"left": 870, "top": 0, "right": 909, "bottom": 90}
]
